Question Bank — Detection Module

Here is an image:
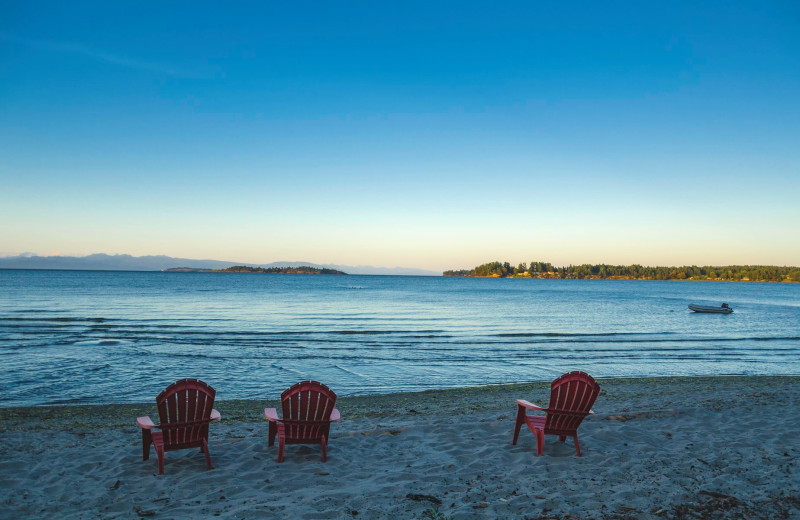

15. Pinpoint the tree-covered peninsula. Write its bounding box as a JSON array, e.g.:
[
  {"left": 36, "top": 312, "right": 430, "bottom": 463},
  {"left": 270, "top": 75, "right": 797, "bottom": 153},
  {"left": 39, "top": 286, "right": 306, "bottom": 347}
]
[
  {"left": 164, "top": 266, "right": 347, "bottom": 275},
  {"left": 444, "top": 261, "right": 800, "bottom": 283}
]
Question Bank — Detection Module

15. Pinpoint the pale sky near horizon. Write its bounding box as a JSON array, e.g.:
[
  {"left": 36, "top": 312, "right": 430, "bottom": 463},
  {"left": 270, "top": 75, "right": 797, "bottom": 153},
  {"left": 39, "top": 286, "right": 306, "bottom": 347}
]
[{"left": 1, "top": 1, "right": 799, "bottom": 271}]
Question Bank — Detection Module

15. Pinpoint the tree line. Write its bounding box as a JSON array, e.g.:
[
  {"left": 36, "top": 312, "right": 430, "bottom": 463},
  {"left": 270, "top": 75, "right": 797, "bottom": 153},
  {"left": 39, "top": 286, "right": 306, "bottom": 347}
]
[
  {"left": 443, "top": 261, "right": 800, "bottom": 282},
  {"left": 216, "top": 266, "right": 346, "bottom": 275}
]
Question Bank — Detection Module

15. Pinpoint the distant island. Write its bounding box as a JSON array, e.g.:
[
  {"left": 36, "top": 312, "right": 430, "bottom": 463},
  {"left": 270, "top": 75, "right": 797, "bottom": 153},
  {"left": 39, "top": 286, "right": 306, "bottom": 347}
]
[
  {"left": 444, "top": 261, "right": 800, "bottom": 283},
  {"left": 0, "top": 253, "right": 437, "bottom": 275},
  {"left": 165, "top": 265, "right": 347, "bottom": 275}
]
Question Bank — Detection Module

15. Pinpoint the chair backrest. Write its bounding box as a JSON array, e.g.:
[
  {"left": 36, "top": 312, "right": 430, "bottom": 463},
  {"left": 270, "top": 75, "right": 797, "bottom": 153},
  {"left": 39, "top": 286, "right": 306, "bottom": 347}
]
[
  {"left": 156, "top": 379, "right": 216, "bottom": 448},
  {"left": 544, "top": 371, "right": 600, "bottom": 433},
  {"left": 280, "top": 381, "right": 337, "bottom": 441}
]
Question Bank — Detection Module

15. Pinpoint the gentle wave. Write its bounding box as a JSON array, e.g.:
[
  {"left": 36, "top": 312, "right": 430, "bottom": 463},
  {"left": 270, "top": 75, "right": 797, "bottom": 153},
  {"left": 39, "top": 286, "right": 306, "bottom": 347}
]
[
  {"left": 1, "top": 323, "right": 799, "bottom": 345},
  {"left": 493, "top": 331, "right": 675, "bottom": 337}
]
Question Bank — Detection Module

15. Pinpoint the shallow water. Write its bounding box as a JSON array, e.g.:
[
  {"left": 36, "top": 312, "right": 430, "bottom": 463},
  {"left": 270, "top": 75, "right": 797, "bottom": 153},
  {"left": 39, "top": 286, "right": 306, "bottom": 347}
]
[{"left": 1, "top": 270, "right": 798, "bottom": 406}]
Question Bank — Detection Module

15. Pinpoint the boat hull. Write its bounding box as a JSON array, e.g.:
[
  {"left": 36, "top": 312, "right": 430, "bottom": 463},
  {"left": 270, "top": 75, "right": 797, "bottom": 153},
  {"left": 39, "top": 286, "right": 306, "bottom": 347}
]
[{"left": 688, "top": 304, "right": 733, "bottom": 314}]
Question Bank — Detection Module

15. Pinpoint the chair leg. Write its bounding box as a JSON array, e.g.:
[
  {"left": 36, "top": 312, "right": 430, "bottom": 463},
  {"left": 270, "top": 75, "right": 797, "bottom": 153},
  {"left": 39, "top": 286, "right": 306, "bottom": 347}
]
[
  {"left": 268, "top": 422, "right": 277, "bottom": 447},
  {"left": 156, "top": 446, "right": 165, "bottom": 475},
  {"left": 320, "top": 436, "right": 327, "bottom": 462},
  {"left": 573, "top": 434, "right": 581, "bottom": 457},
  {"left": 277, "top": 436, "right": 285, "bottom": 463},
  {"left": 203, "top": 439, "right": 213, "bottom": 469},
  {"left": 535, "top": 429, "right": 544, "bottom": 456},
  {"left": 512, "top": 405, "right": 526, "bottom": 445},
  {"left": 558, "top": 435, "right": 566, "bottom": 442},
  {"left": 142, "top": 430, "right": 152, "bottom": 461}
]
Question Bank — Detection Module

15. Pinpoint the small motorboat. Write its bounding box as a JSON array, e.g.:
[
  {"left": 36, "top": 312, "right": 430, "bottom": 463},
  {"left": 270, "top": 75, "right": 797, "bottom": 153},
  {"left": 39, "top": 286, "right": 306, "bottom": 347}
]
[{"left": 688, "top": 303, "right": 733, "bottom": 314}]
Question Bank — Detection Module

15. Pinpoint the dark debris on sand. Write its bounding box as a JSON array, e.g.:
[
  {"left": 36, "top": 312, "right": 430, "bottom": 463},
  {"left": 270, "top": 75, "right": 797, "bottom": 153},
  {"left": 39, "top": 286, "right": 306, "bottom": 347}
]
[
  {"left": 664, "top": 490, "right": 800, "bottom": 520},
  {"left": 522, "top": 491, "right": 800, "bottom": 520}
]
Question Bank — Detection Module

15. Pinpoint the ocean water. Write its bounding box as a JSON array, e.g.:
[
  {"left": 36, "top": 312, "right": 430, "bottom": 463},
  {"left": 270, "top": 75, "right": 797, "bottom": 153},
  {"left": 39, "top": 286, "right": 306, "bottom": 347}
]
[{"left": 0, "top": 269, "right": 798, "bottom": 406}]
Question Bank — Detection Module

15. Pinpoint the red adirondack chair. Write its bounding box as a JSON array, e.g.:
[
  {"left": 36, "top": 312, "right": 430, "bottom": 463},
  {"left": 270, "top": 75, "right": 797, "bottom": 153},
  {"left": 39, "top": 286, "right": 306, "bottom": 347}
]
[
  {"left": 264, "top": 381, "right": 341, "bottom": 462},
  {"left": 136, "top": 379, "right": 221, "bottom": 474},
  {"left": 512, "top": 371, "right": 600, "bottom": 456}
]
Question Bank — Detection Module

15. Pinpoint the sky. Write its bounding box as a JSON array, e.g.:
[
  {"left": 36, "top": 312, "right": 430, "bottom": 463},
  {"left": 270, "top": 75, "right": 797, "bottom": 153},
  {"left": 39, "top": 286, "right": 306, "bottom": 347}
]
[{"left": 1, "top": 1, "right": 799, "bottom": 271}]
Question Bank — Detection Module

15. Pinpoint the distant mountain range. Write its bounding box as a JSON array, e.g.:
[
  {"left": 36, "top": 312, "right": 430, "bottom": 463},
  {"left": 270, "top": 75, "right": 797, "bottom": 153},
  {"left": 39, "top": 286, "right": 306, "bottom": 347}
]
[{"left": 0, "top": 253, "right": 440, "bottom": 276}]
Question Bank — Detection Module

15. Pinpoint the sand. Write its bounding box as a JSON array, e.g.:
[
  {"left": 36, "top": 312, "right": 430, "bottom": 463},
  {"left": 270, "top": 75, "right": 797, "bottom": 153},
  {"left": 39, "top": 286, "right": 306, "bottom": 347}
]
[{"left": 1, "top": 376, "right": 798, "bottom": 519}]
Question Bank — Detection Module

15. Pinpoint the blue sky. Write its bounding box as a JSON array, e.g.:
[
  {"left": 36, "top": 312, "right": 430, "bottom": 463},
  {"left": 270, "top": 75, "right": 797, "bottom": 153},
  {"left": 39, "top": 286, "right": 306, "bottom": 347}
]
[{"left": 1, "top": 1, "right": 798, "bottom": 270}]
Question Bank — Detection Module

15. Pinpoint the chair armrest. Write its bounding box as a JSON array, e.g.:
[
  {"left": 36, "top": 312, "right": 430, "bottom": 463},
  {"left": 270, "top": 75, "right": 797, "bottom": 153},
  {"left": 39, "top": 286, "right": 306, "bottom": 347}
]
[
  {"left": 330, "top": 408, "right": 341, "bottom": 422},
  {"left": 516, "top": 399, "right": 546, "bottom": 411},
  {"left": 137, "top": 416, "right": 156, "bottom": 429},
  {"left": 264, "top": 408, "right": 280, "bottom": 422},
  {"left": 211, "top": 409, "right": 221, "bottom": 421}
]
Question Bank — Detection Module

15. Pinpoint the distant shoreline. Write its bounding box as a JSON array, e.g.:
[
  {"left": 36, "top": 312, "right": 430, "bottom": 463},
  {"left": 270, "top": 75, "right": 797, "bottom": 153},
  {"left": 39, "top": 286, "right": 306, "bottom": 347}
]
[
  {"left": 445, "top": 274, "right": 799, "bottom": 283},
  {"left": 445, "top": 261, "right": 800, "bottom": 283},
  {"left": 2, "top": 267, "right": 799, "bottom": 282}
]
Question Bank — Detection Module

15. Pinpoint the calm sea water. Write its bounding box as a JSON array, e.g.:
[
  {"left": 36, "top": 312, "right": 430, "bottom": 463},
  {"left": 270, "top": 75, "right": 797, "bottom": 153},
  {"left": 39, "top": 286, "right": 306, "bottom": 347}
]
[{"left": 1, "top": 270, "right": 798, "bottom": 406}]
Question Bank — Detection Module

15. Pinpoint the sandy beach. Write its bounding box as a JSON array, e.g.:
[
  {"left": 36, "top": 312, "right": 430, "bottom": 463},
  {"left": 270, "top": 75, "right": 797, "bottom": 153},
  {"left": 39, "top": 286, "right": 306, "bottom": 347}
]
[{"left": 1, "top": 376, "right": 798, "bottom": 519}]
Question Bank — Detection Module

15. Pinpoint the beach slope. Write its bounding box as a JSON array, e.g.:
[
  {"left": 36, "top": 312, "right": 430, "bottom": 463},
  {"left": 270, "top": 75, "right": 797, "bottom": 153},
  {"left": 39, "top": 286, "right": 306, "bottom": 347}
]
[{"left": 1, "top": 376, "right": 798, "bottom": 519}]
